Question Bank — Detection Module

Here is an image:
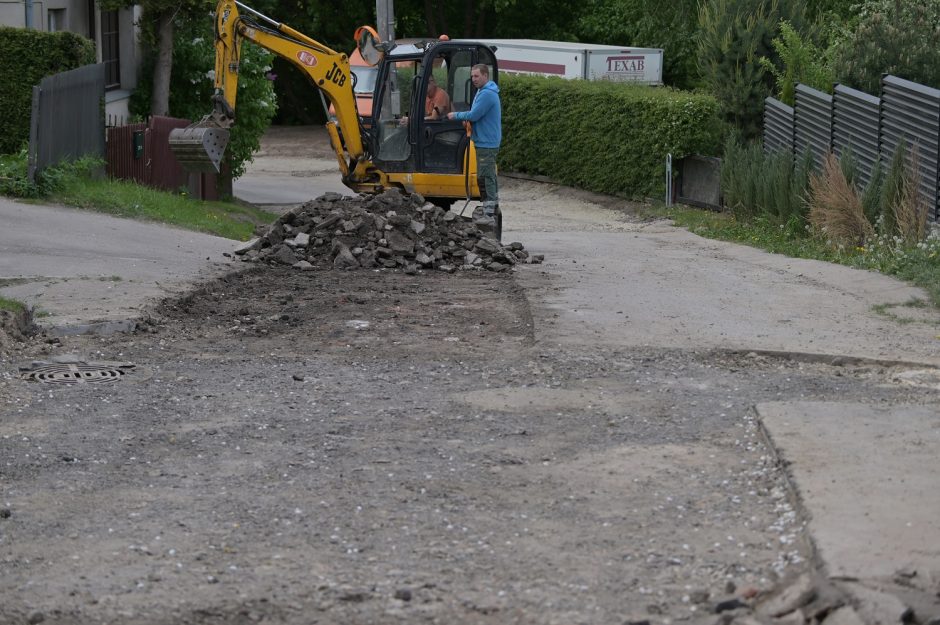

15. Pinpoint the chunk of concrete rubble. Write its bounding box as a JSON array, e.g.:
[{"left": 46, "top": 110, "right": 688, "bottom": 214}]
[
  {"left": 245, "top": 189, "right": 538, "bottom": 272},
  {"left": 820, "top": 606, "right": 866, "bottom": 625},
  {"left": 271, "top": 245, "right": 298, "bottom": 265},
  {"left": 333, "top": 245, "right": 359, "bottom": 270},
  {"left": 757, "top": 573, "right": 817, "bottom": 618},
  {"left": 233, "top": 237, "right": 262, "bottom": 255},
  {"left": 835, "top": 581, "right": 915, "bottom": 625}
]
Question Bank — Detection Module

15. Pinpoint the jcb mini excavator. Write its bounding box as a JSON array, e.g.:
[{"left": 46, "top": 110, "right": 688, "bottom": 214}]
[{"left": 169, "top": 0, "right": 499, "bottom": 212}]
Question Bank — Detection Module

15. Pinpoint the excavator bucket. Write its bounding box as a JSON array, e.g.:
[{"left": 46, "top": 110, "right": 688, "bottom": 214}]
[{"left": 168, "top": 126, "right": 230, "bottom": 173}]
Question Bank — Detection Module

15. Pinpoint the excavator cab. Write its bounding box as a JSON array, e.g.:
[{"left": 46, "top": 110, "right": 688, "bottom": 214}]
[{"left": 368, "top": 41, "right": 498, "bottom": 203}]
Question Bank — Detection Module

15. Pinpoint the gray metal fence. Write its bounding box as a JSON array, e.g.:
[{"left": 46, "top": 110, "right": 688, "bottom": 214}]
[
  {"left": 28, "top": 63, "right": 106, "bottom": 181},
  {"left": 832, "top": 84, "right": 880, "bottom": 191},
  {"left": 764, "top": 74, "right": 940, "bottom": 223},
  {"left": 763, "top": 98, "right": 793, "bottom": 156},
  {"left": 794, "top": 84, "right": 832, "bottom": 171},
  {"left": 880, "top": 75, "right": 940, "bottom": 223}
]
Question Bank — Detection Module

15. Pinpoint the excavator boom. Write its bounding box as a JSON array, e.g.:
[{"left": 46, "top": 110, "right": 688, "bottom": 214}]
[{"left": 169, "top": 0, "right": 367, "bottom": 175}]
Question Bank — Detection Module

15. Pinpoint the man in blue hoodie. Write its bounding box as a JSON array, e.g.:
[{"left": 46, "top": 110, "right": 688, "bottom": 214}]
[{"left": 448, "top": 64, "right": 502, "bottom": 232}]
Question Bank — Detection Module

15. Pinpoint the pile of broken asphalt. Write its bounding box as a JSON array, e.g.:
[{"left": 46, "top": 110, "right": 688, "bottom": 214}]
[{"left": 234, "top": 189, "right": 543, "bottom": 273}]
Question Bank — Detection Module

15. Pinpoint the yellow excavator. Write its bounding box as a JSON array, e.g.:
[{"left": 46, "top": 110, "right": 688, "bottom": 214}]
[{"left": 169, "top": 0, "right": 500, "bottom": 210}]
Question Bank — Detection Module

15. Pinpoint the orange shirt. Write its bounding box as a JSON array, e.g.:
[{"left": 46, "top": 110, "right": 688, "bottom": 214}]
[{"left": 425, "top": 88, "right": 451, "bottom": 118}]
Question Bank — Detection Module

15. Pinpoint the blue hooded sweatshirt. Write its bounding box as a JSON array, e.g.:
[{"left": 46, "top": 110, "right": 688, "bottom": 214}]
[{"left": 453, "top": 81, "right": 501, "bottom": 149}]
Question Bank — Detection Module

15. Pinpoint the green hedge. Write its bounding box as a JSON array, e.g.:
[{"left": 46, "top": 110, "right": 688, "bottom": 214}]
[
  {"left": 0, "top": 26, "right": 96, "bottom": 154},
  {"left": 500, "top": 75, "right": 723, "bottom": 198}
]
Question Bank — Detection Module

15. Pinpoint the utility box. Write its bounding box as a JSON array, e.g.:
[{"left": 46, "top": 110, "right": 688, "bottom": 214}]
[{"left": 473, "top": 39, "right": 663, "bottom": 85}]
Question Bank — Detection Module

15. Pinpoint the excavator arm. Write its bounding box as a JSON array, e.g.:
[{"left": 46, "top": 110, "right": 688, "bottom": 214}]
[{"left": 170, "top": 0, "right": 373, "bottom": 183}]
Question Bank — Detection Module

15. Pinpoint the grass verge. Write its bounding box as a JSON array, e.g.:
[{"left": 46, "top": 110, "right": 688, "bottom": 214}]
[
  {"left": 2, "top": 151, "right": 274, "bottom": 240},
  {"left": 646, "top": 204, "right": 940, "bottom": 308},
  {"left": 0, "top": 296, "right": 26, "bottom": 313},
  {"left": 48, "top": 176, "right": 274, "bottom": 241}
]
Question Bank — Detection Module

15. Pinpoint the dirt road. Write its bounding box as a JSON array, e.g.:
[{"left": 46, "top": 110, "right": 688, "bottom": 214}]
[{"left": 1, "top": 128, "right": 938, "bottom": 625}]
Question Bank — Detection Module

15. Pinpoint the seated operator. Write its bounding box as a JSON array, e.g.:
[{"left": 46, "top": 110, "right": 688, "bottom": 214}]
[
  {"left": 400, "top": 76, "right": 451, "bottom": 126},
  {"left": 424, "top": 75, "right": 451, "bottom": 120}
]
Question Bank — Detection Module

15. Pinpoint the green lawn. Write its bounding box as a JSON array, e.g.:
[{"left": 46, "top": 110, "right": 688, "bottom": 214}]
[{"left": 49, "top": 176, "right": 275, "bottom": 241}]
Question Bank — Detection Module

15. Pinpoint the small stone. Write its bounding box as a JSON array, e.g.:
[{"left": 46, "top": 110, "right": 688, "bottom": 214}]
[
  {"left": 394, "top": 588, "right": 412, "bottom": 601},
  {"left": 758, "top": 573, "right": 816, "bottom": 617},
  {"left": 0, "top": 508, "right": 11, "bottom": 519},
  {"left": 333, "top": 246, "right": 359, "bottom": 270},
  {"left": 27, "top": 612, "right": 45, "bottom": 624},
  {"left": 715, "top": 598, "right": 749, "bottom": 613},
  {"left": 292, "top": 374, "right": 305, "bottom": 382},
  {"left": 233, "top": 237, "right": 262, "bottom": 255},
  {"left": 270, "top": 245, "right": 298, "bottom": 266},
  {"left": 822, "top": 606, "right": 867, "bottom": 625}
]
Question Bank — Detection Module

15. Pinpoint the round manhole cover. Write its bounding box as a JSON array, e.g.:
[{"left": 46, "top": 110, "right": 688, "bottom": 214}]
[{"left": 23, "top": 363, "right": 133, "bottom": 384}]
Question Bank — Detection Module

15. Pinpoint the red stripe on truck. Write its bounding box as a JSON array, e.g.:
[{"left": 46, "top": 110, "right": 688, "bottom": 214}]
[{"left": 498, "top": 59, "right": 566, "bottom": 75}]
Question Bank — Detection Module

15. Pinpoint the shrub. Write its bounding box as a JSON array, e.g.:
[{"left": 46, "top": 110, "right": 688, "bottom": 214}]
[
  {"left": 830, "top": 0, "right": 940, "bottom": 94},
  {"left": 720, "top": 138, "right": 764, "bottom": 220},
  {"left": 759, "top": 20, "right": 834, "bottom": 106},
  {"left": 0, "top": 149, "right": 40, "bottom": 197},
  {"left": 720, "top": 137, "right": 811, "bottom": 223},
  {"left": 860, "top": 161, "right": 884, "bottom": 225},
  {"left": 0, "top": 149, "right": 101, "bottom": 198},
  {"left": 499, "top": 75, "right": 722, "bottom": 199},
  {"left": 879, "top": 144, "right": 905, "bottom": 237},
  {"left": 807, "top": 151, "right": 873, "bottom": 247},
  {"left": 0, "top": 26, "right": 96, "bottom": 154},
  {"left": 893, "top": 146, "right": 930, "bottom": 245}
]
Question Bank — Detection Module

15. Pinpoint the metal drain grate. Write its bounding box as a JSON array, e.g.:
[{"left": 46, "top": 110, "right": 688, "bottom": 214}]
[{"left": 23, "top": 363, "right": 132, "bottom": 385}]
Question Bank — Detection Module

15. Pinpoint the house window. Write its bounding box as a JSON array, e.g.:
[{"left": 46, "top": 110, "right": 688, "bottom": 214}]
[
  {"left": 101, "top": 9, "right": 121, "bottom": 89},
  {"left": 47, "top": 9, "right": 66, "bottom": 32}
]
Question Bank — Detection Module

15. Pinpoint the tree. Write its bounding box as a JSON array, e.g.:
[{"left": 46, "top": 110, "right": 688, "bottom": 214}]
[
  {"left": 697, "top": 0, "right": 812, "bottom": 140},
  {"left": 99, "top": 0, "right": 210, "bottom": 116},
  {"left": 129, "top": 6, "right": 277, "bottom": 180},
  {"left": 830, "top": 0, "right": 940, "bottom": 94},
  {"left": 575, "top": 0, "right": 699, "bottom": 89}
]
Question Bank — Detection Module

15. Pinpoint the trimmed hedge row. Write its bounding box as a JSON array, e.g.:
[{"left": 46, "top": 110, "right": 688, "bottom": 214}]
[
  {"left": 500, "top": 75, "right": 723, "bottom": 199},
  {"left": 0, "top": 26, "right": 96, "bottom": 154}
]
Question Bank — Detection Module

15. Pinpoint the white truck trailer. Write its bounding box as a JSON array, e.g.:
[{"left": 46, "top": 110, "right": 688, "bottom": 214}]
[{"left": 474, "top": 39, "right": 664, "bottom": 85}]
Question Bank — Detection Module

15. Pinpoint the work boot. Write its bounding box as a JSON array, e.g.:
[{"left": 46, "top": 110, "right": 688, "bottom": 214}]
[{"left": 472, "top": 204, "right": 497, "bottom": 236}]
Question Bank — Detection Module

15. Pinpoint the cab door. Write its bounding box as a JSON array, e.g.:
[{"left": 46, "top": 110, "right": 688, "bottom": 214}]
[{"left": 415, "top": 44, "right": 498, "bottom": 175}]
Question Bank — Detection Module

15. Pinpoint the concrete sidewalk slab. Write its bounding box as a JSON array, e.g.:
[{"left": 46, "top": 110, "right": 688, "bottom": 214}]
[
  {"left": 755, "top": 401, "right": 940, "bottom": 579},
  {"left": 515, "top": 229, "right": 940, "bottom": 367},
  {"left": 0, "top": 199, "right": 238, "bottom": 332}
]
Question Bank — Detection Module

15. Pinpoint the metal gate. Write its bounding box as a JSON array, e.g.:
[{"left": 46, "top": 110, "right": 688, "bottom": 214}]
[{"left": 107, "top": 116, "right": 218, "bottom": 200}]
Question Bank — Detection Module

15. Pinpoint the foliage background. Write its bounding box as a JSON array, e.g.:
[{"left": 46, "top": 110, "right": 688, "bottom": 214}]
[
  {"left": 0, "top": 27, "right": 96, "bottom": 154},
  {"left": 129, "top": 10, "right": 277, "bottom": 179},
  {"left": 500, "top": 75, "right": 722, "bottom": 198}
]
